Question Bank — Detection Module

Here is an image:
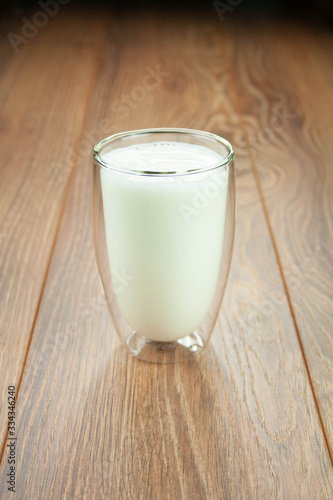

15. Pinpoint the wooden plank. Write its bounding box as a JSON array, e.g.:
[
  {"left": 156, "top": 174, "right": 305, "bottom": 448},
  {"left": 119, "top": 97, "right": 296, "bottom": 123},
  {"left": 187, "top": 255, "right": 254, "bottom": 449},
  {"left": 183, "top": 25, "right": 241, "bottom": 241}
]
[
  {"left": 229, "top": 20, "right": 333, "bottom": 452},
  {"left": 0, "top": 8, "right": 110, "bottom": 454},
  {"left": 1, "top": 12, "right": 333, "bottom": 499}
]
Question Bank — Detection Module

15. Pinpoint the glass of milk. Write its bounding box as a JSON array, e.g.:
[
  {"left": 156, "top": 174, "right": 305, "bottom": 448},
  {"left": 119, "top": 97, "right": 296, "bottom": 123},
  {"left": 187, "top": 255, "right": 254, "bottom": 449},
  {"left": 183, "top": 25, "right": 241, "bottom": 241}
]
[{"left": 92, "top": 128, "right": 235, "bottom": 363}]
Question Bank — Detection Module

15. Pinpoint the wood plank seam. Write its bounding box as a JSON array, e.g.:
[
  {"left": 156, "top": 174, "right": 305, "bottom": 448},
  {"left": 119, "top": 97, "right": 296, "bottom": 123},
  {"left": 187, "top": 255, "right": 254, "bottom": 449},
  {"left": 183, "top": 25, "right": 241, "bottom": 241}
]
[
  {"left": 0, "top": 23, "right": 109, "bottom": 467},
  {"left": 231, "top": 95, "right": 333, "bottom": 467}
]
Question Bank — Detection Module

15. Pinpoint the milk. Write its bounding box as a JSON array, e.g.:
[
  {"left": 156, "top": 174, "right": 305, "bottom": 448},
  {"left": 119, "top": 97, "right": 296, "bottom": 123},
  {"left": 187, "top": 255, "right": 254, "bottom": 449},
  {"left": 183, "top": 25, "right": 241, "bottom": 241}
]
[{"left": 100, "top": 142, "right": 228, "bottom": 342}]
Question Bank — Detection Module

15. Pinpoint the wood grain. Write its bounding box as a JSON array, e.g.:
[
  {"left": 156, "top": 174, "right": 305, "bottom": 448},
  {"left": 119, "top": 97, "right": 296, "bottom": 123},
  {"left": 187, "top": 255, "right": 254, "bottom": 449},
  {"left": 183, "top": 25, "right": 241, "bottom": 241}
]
[
  {"left": 229, "top": 20, "right": 333, "bottom": 451},
  {"left": 1, "top": 10, "right": 332, "bottom": 499},
  {"left": 0, "top": 8, "right": 109, "bottom": 455}
]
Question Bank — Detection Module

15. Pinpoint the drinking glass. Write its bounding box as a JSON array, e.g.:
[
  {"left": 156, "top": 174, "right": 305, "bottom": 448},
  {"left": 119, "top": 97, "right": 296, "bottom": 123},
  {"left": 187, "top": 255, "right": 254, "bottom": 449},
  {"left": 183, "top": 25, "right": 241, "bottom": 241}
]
[{"left": 92, "top": 128, "right": 235, "bottom": 363}]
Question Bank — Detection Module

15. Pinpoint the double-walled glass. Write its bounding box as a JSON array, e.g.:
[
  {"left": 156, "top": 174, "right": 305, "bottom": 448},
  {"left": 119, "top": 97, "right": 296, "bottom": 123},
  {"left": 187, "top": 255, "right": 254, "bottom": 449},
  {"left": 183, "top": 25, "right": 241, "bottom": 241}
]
[{"left": 92, "top": 128, "right": 235, "bottom": 363}]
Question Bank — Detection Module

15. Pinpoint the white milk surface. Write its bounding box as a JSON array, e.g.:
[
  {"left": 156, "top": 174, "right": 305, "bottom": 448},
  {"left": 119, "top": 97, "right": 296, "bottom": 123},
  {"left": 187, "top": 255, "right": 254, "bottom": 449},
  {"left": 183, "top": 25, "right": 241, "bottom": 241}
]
[{"left": 100, "top": 142, "right": 229, "bottom": 341}]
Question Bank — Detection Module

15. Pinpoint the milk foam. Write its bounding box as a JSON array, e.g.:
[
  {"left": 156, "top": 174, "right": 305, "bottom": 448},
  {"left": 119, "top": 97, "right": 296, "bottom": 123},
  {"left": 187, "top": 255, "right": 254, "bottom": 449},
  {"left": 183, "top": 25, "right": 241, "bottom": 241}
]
[{"left": 103, "top": 141, "right": 224, "bottom": 174}]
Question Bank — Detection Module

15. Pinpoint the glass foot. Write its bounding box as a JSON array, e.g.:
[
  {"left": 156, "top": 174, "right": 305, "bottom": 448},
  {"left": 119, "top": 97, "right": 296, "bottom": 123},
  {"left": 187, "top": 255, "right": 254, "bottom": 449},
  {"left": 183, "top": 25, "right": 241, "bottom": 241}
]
[{"left": 126, "top": 331, "right": 205, "bottom": 363}]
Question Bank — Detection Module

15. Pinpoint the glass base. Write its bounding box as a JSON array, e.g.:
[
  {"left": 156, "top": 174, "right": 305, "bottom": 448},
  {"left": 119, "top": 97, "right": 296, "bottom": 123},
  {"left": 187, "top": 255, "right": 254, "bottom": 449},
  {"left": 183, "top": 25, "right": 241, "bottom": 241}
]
[{"left": 126, "top": 330, "right": 205, "bottom": 363}]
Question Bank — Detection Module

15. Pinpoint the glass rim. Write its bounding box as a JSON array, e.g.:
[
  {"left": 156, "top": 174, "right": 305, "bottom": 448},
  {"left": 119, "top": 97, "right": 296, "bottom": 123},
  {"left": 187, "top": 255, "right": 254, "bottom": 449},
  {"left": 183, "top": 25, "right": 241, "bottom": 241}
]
[{"left": 93, "top": 127, "right": 234, "bottom": 177}]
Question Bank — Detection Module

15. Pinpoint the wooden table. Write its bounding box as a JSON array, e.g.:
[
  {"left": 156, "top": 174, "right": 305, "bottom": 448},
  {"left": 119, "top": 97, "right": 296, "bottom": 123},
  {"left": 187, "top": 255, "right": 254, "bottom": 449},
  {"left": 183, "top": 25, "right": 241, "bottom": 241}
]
[{"left": 0, "top": 4, "right": 332, "bottom": 499}]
